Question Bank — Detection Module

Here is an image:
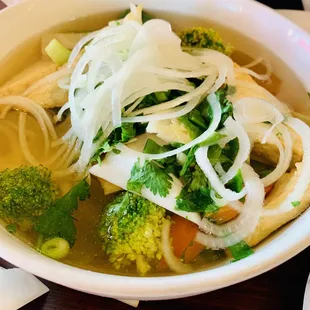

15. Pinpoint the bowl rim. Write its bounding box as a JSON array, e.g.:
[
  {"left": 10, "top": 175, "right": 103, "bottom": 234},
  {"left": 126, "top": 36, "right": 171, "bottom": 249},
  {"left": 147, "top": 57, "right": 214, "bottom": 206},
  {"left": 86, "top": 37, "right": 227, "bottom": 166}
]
[{"left": 0, "top": 0, "right": 310, "bottom": 300}]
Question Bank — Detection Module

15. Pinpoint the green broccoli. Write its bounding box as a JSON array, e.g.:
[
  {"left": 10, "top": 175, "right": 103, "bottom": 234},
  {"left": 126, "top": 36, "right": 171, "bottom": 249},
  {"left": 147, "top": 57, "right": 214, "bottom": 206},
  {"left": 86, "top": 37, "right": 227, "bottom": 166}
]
[
  {"left": 179, "top": 27, "right": 233, "bottom": 55},
  {"left": 98, "top": 192, "right": 166, "bottom": 275},
  {"left": 0, "top": 166, "right": 58, "bottom": 223}
]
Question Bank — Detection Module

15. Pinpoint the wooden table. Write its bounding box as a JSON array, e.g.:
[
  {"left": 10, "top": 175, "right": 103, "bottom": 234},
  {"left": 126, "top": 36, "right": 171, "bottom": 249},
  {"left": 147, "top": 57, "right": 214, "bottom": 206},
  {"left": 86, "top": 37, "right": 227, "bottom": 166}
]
[{"left": 0, "top": 1, "right": 309, "bottom": 309}]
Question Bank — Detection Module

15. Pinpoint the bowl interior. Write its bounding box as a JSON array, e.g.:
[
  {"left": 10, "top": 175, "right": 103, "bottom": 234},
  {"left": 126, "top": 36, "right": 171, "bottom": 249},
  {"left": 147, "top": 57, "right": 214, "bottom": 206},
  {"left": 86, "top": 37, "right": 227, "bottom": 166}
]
[{"left": 0, "top": 0, "right": 309, "bottom": 300}]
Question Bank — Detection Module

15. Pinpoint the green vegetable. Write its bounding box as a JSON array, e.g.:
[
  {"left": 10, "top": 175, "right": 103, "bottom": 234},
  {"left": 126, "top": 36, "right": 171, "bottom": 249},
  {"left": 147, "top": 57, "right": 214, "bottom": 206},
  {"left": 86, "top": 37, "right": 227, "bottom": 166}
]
[
  {"left": 45, "top": 39, "right": 71, "bottom": 65},
  {"left": 0, "top": 166, "right": 58, "bottom": 222},
  {"left": 178, "top": 114, "right": 203, "bottom": 139},
  {"left": 155, "top": 91, "right": 168, "bottom": 102},
  {"left": 179, "top": 27, "right": 233, "bottom": 55},
  {"left": 35, "top": 179, "right": 90, "bottom": 247},
  {"left": 98, "top": 192, "right": 166, "bottom": 275},
  {"left": 228, "top": 241, "right": 254, "bottom": 262},
  {"left": 177, "top": 165, "right": 218, "bottom": 213},
  {"left": 127, "top": 158, "right": 173, "bottom": 197},
  {"left": 6, "top": 223, "right": 17, "bottom": 234},
  {"left": 291, "top": 201, "right": 301, "bottom": 207},
  {"left": 40, "top": 237, "right": 70, "bottom": 260},
  {"left": 226, "top": 170, "right": 243, "bottom": 193},
  {"left": 118, "top": 9, "right": 154, "bottom": 24}
]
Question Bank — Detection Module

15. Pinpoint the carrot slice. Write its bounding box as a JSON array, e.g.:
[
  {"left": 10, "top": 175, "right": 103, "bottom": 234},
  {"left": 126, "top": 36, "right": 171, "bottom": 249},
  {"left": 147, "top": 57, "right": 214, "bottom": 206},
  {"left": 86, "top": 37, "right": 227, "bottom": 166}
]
[
  {"left": 206, "top": 206, "right": 238, "bottom": 225},
  {"left": 183, "top": 241, "right": 206, "bottom": 263},
  {"left": 264, "top": 183, "right": 274, "bottom": 195}
]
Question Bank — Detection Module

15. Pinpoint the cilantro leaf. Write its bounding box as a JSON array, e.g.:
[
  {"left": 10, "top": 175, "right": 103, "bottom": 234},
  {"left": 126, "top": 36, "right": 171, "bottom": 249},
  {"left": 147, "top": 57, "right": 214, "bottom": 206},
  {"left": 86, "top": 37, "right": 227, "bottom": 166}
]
[
  {"left": 6, "top": 223, "right": 17, "bottom": 234},
  {"left": 229, "top": 241, "right": 254, "bottom": 262},
  {"left": 35, "top": 179, "right": 90, "bottom": 246},
  {"left": 176, "top": 186, "right": 218, "bottom": 213},
  {"left": 127, "top": 159, "right": 173, "bottom": 197}
]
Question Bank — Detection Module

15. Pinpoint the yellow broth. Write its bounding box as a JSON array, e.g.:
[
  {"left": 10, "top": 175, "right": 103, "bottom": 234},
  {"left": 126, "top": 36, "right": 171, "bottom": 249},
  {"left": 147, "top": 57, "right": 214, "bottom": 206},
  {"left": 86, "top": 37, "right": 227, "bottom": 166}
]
[{"left": 0, "top": 10, "right": 308, "bottom": 276}]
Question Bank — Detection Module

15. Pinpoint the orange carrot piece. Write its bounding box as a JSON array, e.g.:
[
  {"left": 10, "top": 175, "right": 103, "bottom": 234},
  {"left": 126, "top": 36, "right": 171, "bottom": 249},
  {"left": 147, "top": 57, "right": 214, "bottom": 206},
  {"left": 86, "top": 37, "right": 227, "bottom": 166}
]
[
  {"left": 184, "top": 241, "right": 206, "bottom": 263},
  {"left": 206, "top": 206, "right": 238, "bottom": 225},
  {"left": 265, "top": 183, "right": 274, "bottom": 195}
]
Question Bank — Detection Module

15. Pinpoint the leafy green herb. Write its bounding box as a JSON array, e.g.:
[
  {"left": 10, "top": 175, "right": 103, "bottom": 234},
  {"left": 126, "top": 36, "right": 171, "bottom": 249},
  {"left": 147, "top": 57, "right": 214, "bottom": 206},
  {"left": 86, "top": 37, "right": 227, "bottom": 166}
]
[
  {"left": 226, "top": 170, "right": 243, "bottom": 193},
  {"left": 143, "top": 139, "right": 182, "bottom": 177},
  {"left": 177, "top": 187, "right": 218, "bottom": 213},
  {"left": 228, "top": 241, "right": 254, "bottom": 262},
  {"left": 291, "top": 201, "right": 301, "bottom": 207},
  {"left": 35, "top": 179, "right": 90, "bottom": 246},
  {"left": 127, "top": 159, "right": 173, "bottom": 197},
  {"left": 6, "top": 223, "right": 17, "bottom": 234}
]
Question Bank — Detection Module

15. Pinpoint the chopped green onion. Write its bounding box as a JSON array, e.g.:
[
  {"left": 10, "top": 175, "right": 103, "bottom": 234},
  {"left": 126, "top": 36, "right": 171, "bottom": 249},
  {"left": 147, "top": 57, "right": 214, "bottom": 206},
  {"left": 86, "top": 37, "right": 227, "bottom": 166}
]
[
  {"left": 155, "top": 91, "right": 168, "bottom": 103},
  {"left": 41, "top": 237, "right": 70, "bottom": 260},
  {"left": 291, "top": 201, "right": 301, "bottom": 207},
  {"left": 45, "top": 39, "right": 71, "bottom": 65},
  {"left": 6, "top": 223, "right": 17, "bottom": 234},
  {"left": 229, "top": 240, "right": 254, "bottom": 262}
]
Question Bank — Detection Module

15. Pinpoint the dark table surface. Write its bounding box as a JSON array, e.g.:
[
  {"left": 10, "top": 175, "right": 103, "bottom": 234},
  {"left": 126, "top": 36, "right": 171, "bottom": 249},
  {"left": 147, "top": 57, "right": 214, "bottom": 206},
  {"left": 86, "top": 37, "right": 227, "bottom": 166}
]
[{"left": 0, "top": 0, "right": 309, "bottom": 309}]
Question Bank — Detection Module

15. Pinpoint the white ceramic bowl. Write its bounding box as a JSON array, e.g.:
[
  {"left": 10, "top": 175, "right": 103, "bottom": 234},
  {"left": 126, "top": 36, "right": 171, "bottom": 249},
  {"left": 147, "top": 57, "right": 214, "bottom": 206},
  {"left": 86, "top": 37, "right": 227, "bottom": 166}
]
[{"left": 0, "top": 0, "right": 310, "bottom": 301}]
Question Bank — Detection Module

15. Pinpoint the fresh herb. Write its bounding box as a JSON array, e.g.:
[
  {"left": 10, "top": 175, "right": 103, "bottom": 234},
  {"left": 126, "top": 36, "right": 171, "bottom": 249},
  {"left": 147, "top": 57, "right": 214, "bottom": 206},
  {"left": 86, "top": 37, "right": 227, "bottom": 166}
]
[
  {"left": 6, "top": 223, "right": 17, "bottom": 234},
  {"left": 177, "top": 186, "right": 218, "bottom": 213},
  {"left": 291, "top": 201, "right": 301, "bottom": 207},
  {"left": 143, "top": 139, "right": 182, "bottom": 177},
  {"left": 35, "top": 179, "right": 90, "bottom": 247},
  {"left": 229, "top": 241, "right": 254, "bottom": 262},
  {"left": 177, "top": 165, "right": 218, "bottom": 213},
  {"left": 226, "top": 169, "right": 243, "bottom": 193},
  {"left": 127, "top": 159, "right": 173, "bottom": 197}
]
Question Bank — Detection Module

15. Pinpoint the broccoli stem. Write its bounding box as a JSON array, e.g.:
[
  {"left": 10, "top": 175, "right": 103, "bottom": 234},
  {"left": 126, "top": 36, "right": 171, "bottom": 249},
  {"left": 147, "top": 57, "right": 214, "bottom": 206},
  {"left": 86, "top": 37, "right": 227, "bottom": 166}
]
[{"left": 40, "top": 237, "right": 70, "bottom": 260}]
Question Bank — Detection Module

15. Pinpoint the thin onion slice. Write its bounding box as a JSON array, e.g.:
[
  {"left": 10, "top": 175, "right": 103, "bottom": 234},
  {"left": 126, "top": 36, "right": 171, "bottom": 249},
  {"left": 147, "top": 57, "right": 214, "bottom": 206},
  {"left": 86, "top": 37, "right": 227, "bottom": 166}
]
[
  {"left": 161, "top": 219, "right": 193, "bottom": 273},
  {"left": 220, "top": 117, "right": 251, "bottom": 184},
  {"left": 196, "top": 163, "right": 264, "bottom": 248},
  {"left": 195, "top": 146, "right": 247, "bottom": 202},
  {"left": 263, "top": 117, "right": 310, "bottom": 216}
]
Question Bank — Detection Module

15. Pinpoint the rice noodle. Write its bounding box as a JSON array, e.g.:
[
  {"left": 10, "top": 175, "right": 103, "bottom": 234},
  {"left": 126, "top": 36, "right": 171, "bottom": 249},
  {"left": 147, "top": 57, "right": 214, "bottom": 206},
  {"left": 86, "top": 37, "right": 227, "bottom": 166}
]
[
  {"left": 18, "top": 112, "right": 41, "bottom": 166},
  {"left": 161, "top": 219, "right": 193, "bottom": 273},
  {"left": 196, "top": 163, "right": 264, "bottom": 249}
]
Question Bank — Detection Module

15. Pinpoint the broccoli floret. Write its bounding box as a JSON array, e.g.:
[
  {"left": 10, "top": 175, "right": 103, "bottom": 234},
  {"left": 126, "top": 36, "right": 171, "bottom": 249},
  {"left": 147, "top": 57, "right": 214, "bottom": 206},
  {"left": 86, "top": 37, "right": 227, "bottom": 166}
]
[
  {"left": 98, "top": 192, "right": 166, "bottom": 275},
  {"left": 0, "top": 166, "right": 58, "bottom": 223},
  {"left": 179, "top": 27, "right": 233, "bottom": 55}
]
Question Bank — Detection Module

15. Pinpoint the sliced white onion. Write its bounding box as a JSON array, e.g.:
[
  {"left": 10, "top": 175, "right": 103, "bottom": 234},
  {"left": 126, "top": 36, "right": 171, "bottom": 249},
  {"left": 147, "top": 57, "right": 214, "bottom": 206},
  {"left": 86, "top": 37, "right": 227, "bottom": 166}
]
[
  {"left": 122, "top": 96, "right": 200, "bottom": 123},
  {"left": 161, "top": 219, "right": 193, "bottom": 273},
  {"left": 129, "top": 72, "right": 217, "bottom": 116},
  {"left": 220, "top": 117, "right": 251, "bottom": 184},
  {"left": 195, "top": 146, "right": 247, "bottom": 202},
  {"left": 196, "top": 163, "right": 264, "bottom": 248},
  {"left": 210, "top": 190, "right": 228, "bottom": 207},
  {"left": 233, "top": 97, "right": 284, "bottom": 144},
  {"left": 244, "top": 123, "right": 292, "bottom": 187},
  {"left": 135, "top": 92, "right": 221, "bottom": 160},
  {"left": 263, "top": 117, "right": 310, "bottom": 216}
]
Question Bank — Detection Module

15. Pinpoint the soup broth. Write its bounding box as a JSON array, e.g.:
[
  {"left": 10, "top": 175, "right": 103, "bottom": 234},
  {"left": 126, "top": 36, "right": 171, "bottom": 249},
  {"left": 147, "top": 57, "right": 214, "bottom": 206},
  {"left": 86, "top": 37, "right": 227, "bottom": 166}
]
[{"left": 0, "top": 9, "right": 309, "bottom": 277}]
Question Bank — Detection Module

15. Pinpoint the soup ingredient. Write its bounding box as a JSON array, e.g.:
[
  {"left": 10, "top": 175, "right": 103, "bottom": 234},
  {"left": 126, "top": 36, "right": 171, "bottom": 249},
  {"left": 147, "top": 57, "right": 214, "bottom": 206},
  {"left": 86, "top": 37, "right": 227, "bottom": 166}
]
[
  {"left": 90, "top": 145, "right": 202, "bottom": 224},
  {"left": 0, "top": 166, "right": 58, "bottom": 223},
  {"left": 161, "top": 219, "right": 193, "bottom": 273},
  {"left": 0, "top": 267, "right": 49, "bottom": 310},
  {"left": 45, "top": 39, "right": 71, "bottom": 66},
  {"left": 40, "top": 237, "right": 70, "bottom": 260},
  {"left": 180, "top": 27, "right": 233, "bottom": 56},
  {"left": 118, "top": 6, "right": 153, "bottom": 24},
  {"left": 228, "top": 240, "right": 254, "bottom": 262},
  {"left": 35, "top": 179, "right": 90, "bottom": 247},
  {"left": 170, "top": 214, "right": 205, "bottom": 263},
  {"left": 98, "top": 192, "right": 166, "bottom": 275},
  {"left": 127, "top": 158, "right": 173, "bottom": 197},
  {"left": 0, "top": 60, "right": 58, "bottom": 97}
]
